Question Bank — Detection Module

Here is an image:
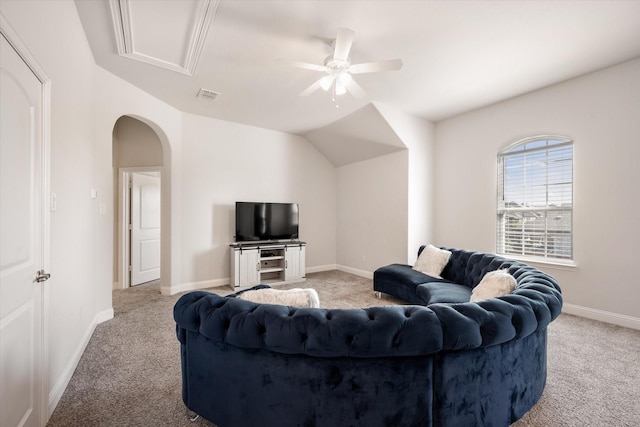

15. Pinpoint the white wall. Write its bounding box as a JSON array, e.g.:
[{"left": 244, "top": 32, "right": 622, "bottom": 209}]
[
  {"left": 178, "top": 113, "right": 337, "bottom": 289},
  {"left": 1, "top": 0, "right": 108, "bottom": 412},
  {"left": 91, "top": 66, "right": 184, "bottom": 297},
  {"left": 1, "top": 0, "right": 106, "bottom": 415},
  {"left": 434, "top": 58, "right": 640, "bottom": 326},
  {"left": 336, "top": 151, "right": 409, "bottom": 276},
  {"left": 0, "top": 0, "right": 186, "bottom": 417},
  {"left": 334, "top": 105, "right": 435, "bottom": 275},
  {"left": 374, "top": 103, "right": 436, "bottom": 263},
  {"left": 5, "top": 2, "right": 637, "bottom": 422}
]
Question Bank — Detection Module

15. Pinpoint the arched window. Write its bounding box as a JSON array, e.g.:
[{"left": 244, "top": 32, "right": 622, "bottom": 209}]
[{"left": 497, "top": 136, "right": 573, "bottom": 261}]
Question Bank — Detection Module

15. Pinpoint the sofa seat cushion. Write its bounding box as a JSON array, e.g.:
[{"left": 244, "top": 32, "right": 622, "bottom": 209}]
[
  {"left": 417, "top": 282, "right": 472, "bottom": 305},
  {"left": 374, "top": 264, "right": 457, "bottom": 305}
]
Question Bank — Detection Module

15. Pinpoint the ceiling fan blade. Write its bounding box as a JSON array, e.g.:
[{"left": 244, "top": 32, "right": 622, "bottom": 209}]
[
  {"left": 349, "top": 59, "right": 403, "bottom": 74},
  {"left": 300, "top": 77, "right": 325, "bottom": 96},
  {"left": 333, "top": 28, "right": 355, "bottom": 62},
  {"left": 346, "top": 79, "right": 366, "bottom": 98},
  {"left": 289, "top": 61, "right": 328, "bottom": 72}
]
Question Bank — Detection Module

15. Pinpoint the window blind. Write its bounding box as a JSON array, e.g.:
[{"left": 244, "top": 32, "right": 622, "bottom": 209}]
[{"left": 497, "top": 137, "right": 573, "bottom": 260}]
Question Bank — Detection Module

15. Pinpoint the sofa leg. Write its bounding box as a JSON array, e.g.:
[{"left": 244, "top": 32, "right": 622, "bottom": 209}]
[{"left": 375, "top": 291, "right": 382, "bottom": 299}]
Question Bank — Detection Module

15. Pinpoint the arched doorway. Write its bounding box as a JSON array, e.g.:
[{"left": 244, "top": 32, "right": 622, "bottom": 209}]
[{"left": 112, "top": 116, "right": 164, "bottom": 288}]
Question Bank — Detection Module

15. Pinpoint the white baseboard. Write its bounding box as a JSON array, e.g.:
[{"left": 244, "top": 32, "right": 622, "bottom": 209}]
[
  {"left": 301, "top": 264, "right": 373, "bottom": 278},
  {"left": 305, "top": 264, "right": 337, "bottom": 274},
  {"left": 336, "top": 265, "right": 373, "bottom": 279},
  {"left": 163, "top": 277, "right": 230, "bottom": 295},
  {"left": 562, "top": 303, "right": 640, "bottom": 330},
  {"left": 95, "top": 308, "right": 114, "bottom": 325},
  {"left": 48, "top": 307, "right": 114, "bottom": 417},
  {"left": 165, "top": 265, "right": 346, "bottom": 295},
  {"left": 164, "top": 265, "right": 371, "bottom": 295}
]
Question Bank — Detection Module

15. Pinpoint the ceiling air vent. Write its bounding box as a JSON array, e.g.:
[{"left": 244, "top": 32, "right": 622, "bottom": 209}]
[{"left": 197, "top": 88, "right": 220, "bottom": 100}]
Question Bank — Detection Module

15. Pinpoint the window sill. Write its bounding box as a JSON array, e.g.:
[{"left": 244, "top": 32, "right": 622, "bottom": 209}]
[{"left": 498, "top": 253, "right": 577, "bottom": 271}]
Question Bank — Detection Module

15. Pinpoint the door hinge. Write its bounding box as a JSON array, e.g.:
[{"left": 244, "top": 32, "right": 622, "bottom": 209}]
[{"left": 128, "top": 265, "right": 132, "bottom": 272}]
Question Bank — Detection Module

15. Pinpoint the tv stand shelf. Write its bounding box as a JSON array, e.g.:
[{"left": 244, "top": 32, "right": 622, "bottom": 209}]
[{"left": 229, "top": 241, "right": 306, "bottom": 290}]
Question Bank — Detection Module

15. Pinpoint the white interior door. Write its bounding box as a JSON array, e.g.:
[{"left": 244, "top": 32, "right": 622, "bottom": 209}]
[
  {"left": 130, "top": 173, "right": 161, "bottom": 285},
  {"left": 0, "top": 33, "right": 45, "bottom": 427}
]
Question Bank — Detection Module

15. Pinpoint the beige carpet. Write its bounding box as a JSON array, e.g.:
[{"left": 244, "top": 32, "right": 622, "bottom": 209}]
[{"left": 46, "top": 270, "right": 640, "bottom": 426}]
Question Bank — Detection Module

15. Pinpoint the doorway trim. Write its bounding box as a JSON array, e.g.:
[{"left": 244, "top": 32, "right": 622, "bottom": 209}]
[{"left": 117, "top": 166, "right": 162, "bottom": 289}]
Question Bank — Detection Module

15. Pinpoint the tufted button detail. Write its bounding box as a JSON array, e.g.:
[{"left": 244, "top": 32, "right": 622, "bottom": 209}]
[
  {"left": 174, "top": 254, "right": 562, "bottom": 357},
  {"left": 392, "top": 333, "right": 402, "bottom": 347}
]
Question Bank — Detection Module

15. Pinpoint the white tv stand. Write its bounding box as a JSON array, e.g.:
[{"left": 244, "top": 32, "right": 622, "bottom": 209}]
[{"left": 229, "top": 241, "right": 306, "bottom": 290}]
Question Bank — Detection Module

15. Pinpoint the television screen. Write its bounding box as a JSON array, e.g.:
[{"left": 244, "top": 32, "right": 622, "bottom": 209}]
[{"left": 235, "top": 202, "right": 299, "bottom": 242}]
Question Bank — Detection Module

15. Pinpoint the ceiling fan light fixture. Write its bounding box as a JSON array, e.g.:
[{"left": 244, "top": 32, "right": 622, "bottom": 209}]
[
  {"left": 294, "top": 28, "right": 402, "bottom": 101},
  {"left": 320, "top": 75, "right": 334, "bottom": 91},
  {"left": 337, "top": 72, "right": 353, "bottom": 86}
]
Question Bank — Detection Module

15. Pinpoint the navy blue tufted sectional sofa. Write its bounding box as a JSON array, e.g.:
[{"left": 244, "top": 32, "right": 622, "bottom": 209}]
[{"left": 174, "top": 247, "right": 562, "bottom": 427}]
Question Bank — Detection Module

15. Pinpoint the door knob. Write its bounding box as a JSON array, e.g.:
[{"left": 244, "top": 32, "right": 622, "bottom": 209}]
[{"left": 36, "top": 270, "right": 51, "bottom": 283}]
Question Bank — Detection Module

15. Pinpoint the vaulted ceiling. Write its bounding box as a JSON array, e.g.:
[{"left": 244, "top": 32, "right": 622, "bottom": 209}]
[{"left": 75, "top": 0, "right": 640, "bottom": 163}]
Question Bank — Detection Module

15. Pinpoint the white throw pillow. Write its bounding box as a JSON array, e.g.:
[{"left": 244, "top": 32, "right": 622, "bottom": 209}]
[
  {"left": 238, "top": 288, "right": 320, "bottom": 308},
  {"left": 470, "top": 269, "right": 517, "bottom": 302},
  {"left": 412, "top": 245, "right": 452, "bottom": 278}
]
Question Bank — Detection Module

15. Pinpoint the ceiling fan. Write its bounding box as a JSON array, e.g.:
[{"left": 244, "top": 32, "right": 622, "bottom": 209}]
[{"left": 292, "top": 28, "right": 403, "bottom": 101}]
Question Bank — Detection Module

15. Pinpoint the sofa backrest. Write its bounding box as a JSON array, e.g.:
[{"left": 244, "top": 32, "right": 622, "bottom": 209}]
[
  {"left": 440, "top": 247, "right": 476, "bottom": 285},
  {"left": 175, "top": 293, "right": 446, "bottom": 358},
  {"left": 175, "top": 248, "right": 562, "bottom": 358},
  {"left": 419, "top": 246, "right": 555, "bottom": 291},
  {"left": 464, "top": 252, "right": 510, "bottom": 287}
]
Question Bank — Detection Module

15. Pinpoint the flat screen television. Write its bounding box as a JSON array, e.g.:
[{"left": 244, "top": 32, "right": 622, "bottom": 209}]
[{"left": 235, "top": 202, "right": 299, "bottom": 242}]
